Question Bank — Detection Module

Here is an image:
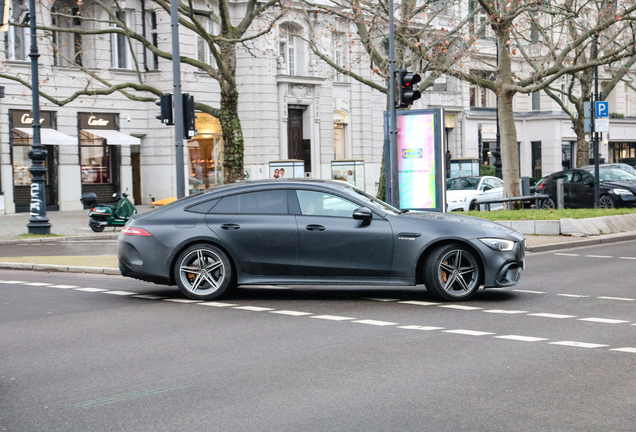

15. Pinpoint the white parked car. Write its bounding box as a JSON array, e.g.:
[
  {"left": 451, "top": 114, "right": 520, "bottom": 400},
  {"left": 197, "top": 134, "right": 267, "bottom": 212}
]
[{"left": 446, "top": 176, "right": 504, "bottom": 211}]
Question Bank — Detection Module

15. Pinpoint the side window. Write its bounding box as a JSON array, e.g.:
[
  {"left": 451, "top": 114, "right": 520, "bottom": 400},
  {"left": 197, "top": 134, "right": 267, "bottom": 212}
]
[
  {"left": 239, "top": 190, "right": 288, "bottom": 214},
  {"left": 209, "top": 190, "right": 288, "bottom": 214},
  {"left": 297, "top": 190, "right": 359, "bottom": 217},
  {"left": 571, "top": 172, "right": 583, "bottom": 183}
]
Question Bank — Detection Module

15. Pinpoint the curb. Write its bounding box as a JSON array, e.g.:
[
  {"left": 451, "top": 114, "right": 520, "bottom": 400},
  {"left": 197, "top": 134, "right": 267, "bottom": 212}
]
[
  {"left": 1, "top": 232, "right": 636, "bottom": 276},
  {"left": 0, "top": 234, "right": 119, "bottom": 245}
]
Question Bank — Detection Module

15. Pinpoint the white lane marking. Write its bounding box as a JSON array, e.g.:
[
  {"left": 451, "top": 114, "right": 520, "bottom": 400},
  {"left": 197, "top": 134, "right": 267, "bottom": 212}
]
[
  {"left": 611, "top": 348, "right": 636, "bottom": 353},
  {"left": 483, "top": 309, "right": 529, "bottom": 314},
  {"left": 528, "top": 313, "right": 576, "bottom": 319},
  {"left": 310, "top": 315, "right": 355, "bottom": 321},
  {"left": 75, "top": 288, "right": 109, "bottom": 292},
  {"left": 495, "top": 335, "right": 549, "bottom": 342},
  {"left": 352, "top": 319, "right": 398, "bottom": 326},
  {"left": 555, "top": 253, "right": 580, "bottom": 256},
  {"left": 104, "top": 291, "right": 138, "bottom": 296},
  {"left": 0, "top": 281, "right": 26, "bottom": 284},
  {"left": 549, "top": 341, "right": 608, "bottom": 349},
  {"left": 586, "top": 255, "right": 612, "bottom": 259},
  {"left": 398, "top": 301, "right": 441, "bottom": 306},
  {"left": 132, "top": 294, "right": 167, "bottom": 299},
  {"left": 23, "top": 282, "right": 53, "bottom": 286},
  {"left": 398, "top": 325, "right": 445, "bottom": 331},
  {"left": 48, "top": 285, "right": 79, "bottom": 289},
  {"left": 364, "top": 298, "right": 399, "bottom": 302},
  {"left": 512, "top": 289, "right": 545, "bottom": 294},
  {"left": 232, "top": 306, "right": 275, "bottom": 311},
  {"left": 578, "top": 318, "right": 630, "bottom": 324},
  {"left": 557, "top": 294, "right": 590, "bottom": 298},
  {"left": 197, "top": 302, "right": 238, "bottom": 307},
  {"left": 163, "top": 298, "right": 202, "bottom": 303},
  {"left": 444, "top": 330, "right": 495, "bottom": 336},
  {"left": 598, "top": 296, "right": 635, "bottom": 301},
  {"left": 269, "top": 310, "right": 313, "bottom": 316},
  {"left": 619, "top": 257, "right": 636, "bottom": 260},
  {"left": 438, "top": 305, "right": 482, "bottom": 310}
]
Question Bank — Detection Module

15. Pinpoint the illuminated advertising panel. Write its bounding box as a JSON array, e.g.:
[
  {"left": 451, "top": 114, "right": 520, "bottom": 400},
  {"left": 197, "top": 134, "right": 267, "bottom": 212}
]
[{"left": 384, "top": 109, "right": 444, "bottom": 212}]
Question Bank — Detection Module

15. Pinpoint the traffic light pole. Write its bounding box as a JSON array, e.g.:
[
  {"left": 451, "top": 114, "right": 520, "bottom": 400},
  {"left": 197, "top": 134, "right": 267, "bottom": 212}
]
[
  {"left": 387, "top": 0, "right": 399, "bottom": 208},
  {"left": 171, "top": 0, "right": 185, "bottom": 199}
]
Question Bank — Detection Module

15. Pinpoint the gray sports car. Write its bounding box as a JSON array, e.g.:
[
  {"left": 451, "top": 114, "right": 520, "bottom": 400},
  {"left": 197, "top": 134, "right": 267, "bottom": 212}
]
[{"left": 118, "top": 179, "right": 525, "bottom": 301}]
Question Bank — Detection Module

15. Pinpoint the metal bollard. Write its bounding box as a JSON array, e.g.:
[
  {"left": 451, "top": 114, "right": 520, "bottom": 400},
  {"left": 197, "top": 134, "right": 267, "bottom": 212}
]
[{"left": 556, "top": 179, "right": 564, "bottom": 209}]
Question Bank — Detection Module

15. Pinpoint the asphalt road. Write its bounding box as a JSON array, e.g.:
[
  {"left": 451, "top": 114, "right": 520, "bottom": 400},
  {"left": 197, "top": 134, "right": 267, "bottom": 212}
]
[
  {"left": 0, "top": 240, "right": 118, "bottom": 257},
  {"left": 1, "top": 241, "right": 636, "bottom": 431}
]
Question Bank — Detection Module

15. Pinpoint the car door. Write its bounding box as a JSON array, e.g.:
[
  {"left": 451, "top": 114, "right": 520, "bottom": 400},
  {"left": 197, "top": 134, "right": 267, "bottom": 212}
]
[
  {"left": 567, "top": 171, "right": 594, "bottom": 208},
  {"left": 294, "top": 190, "right": 394, "bottom": 277},
  {"left": 205, "top": 189, "right": 299, "bottom": 276},
  {"left": 483, "top": 177, "right": 504, "bottom": 210}
]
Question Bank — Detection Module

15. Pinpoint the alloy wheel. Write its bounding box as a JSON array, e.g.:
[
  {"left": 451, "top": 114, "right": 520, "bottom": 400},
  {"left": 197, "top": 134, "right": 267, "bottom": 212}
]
[
  {"left": 179, "top": 248, "right": 226, "bottom": 296},
  {"left": 437, "top": 249, "right": 479, "bottom": 297}
]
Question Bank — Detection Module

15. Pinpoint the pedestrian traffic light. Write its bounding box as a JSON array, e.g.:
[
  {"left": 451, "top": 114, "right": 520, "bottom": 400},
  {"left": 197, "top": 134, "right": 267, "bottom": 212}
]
[
  {"left": 182, "top": 93, "right": 197, "bottom": 139},
  {"left": 155, "top": 93, "right": 173, "bottom": 125},
  {"left": 397, "top": 69, "right": 421, "bottom": 108}
]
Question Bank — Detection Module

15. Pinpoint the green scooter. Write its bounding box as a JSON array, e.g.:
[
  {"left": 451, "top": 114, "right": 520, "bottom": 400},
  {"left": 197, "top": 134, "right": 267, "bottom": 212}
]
[{"left": 80, "top": 191, "right": 137, "bottom": 232}]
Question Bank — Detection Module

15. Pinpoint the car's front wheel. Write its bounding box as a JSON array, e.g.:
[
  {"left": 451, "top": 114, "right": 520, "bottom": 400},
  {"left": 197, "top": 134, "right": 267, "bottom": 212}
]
[
  {"left": 599, "top": 194, "right": 615, "bottom": 209},
  {"left": 423, "top": 243, "right": 482, "bottom": 301},
  {"left": 174, "top": 243, "right": 234, "bottom": 300}
]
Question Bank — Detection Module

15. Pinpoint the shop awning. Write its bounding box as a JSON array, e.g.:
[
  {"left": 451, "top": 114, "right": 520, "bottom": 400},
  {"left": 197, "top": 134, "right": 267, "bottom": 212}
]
[
  {"left": 82, "top": 129, "right": 141, "bottom": 145},
  {"left": 14, "top": 127, "right": 78, "bottom": 146}
]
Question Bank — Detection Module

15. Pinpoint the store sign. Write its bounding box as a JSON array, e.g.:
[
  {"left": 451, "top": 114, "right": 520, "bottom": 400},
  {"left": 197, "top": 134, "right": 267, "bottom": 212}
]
[
  {"left": 11, "top": 110, "right": 53, "bottom": 128},
  {"left": 481, "top": 126, "right": 497, "bottom": 134},
  {"left": 79, "top": 113, "right": 117, "bottom": 130}
]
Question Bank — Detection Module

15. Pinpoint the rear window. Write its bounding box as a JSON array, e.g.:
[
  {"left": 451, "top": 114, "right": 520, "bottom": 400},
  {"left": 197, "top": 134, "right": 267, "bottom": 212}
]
[{"left": 209, "top": 190, "right": 288, "bottom": 214}]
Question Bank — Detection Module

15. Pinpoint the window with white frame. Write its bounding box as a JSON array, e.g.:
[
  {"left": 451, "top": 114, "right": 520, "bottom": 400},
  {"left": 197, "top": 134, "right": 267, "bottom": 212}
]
[
  {"left": 279, "top": 24, "right": 296, "bottom": 75},
  {"left": 333, "top": 33, "right": 348, "bottom": 83},
  {"left": 110, "top": 10, "right": 134, "bottom": 69},
  {"left": 196, "top": 16, "right": 217, "bottom": 67},
  {"left": 532, "top": 91, "right": 541, "bottom": 110},
  {"left": 625, "top": 82, "right": 631, "bottom": 117},
  {"left": 6, "top": 0, "right": 29, "bottom": 61},
  {"left": 145, "top": 10, "right": 159, "bottom": 70}
]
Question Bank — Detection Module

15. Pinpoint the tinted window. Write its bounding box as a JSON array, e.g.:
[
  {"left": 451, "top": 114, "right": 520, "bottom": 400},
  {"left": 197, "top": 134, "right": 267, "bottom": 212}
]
[
  {"left": 239, "top": 190, "right": 288, "bottom": 214},
  {"left": 297, "top": 190, "right": 359, "bottom": 217},
  {"left": 211, "top": 195, "right": 239, "bottom": 214}
]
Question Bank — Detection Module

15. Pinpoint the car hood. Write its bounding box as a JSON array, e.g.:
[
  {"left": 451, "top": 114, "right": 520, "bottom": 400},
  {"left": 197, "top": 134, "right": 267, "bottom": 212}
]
[
  {"left": 602, "top": 181, "right": 636, "bottom": 191},
  {"left": 399, "top": 210, "right": 517, "bottom": 235},
  {"left": 446, "top": 190, "right": 479, "bottom": 200}
]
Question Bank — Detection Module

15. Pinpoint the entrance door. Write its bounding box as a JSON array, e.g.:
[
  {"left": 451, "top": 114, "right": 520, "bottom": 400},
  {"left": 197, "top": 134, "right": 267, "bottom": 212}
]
[
  {"left": 288, "top": 109, "right": 303, "bottom": 160},
  {"left": 131, "top": 153, "right": 141, "bottom": 205}
]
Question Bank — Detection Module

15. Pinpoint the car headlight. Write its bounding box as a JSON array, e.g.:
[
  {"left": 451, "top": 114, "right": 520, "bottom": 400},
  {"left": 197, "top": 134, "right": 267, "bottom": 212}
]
[
  {"left": 479, "top": 238, "right": 515, "bottom": 252},
  {"left": 448, "top": 197, "right": 466, "bottom": 203},
  {"left": 611, "top": 188, "right": 633, "bottom": 196}
]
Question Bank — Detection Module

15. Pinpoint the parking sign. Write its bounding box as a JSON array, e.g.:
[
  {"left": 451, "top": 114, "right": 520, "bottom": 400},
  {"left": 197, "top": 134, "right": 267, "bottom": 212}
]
[{"left": 595, "top": 101, "right": 609, "bottom": 118}]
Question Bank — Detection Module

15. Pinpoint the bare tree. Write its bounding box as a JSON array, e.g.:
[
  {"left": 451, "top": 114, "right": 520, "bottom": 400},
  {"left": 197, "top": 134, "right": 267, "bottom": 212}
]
[{"left": 2, "top": 0, "right": 282, "bottom": 183}]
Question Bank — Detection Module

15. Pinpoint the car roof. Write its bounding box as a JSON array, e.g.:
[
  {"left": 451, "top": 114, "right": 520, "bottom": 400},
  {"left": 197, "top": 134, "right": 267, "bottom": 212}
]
[{"left": 202, "top": 178, "right": 354, "bottom": 196}]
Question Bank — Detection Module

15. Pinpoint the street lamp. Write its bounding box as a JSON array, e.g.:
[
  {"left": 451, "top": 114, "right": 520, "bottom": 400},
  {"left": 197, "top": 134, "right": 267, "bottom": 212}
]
[{"left": 26, "top": 0, "right": 51, "bottom": 234}]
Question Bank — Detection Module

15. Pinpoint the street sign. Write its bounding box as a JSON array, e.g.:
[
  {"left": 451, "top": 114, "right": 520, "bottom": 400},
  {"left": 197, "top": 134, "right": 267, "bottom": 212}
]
[
  {"left": 595, "top": 118, "right": 609, "bottom": 132},
  {"left": 584, "top": 117, "right": 592, "bottom": 133},
  {"left": 595, "top": 101, "right": 609, "bottom": 118},
  {"left": 584, "top": 101, "right": 592, "bottom": 119}
]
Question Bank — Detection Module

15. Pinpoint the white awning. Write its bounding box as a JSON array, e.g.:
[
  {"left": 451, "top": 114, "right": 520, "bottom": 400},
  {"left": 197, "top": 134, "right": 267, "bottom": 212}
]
[
  {"left": 82, "top": 129, "right": 141, "bottom": 145},
  {"left": 14, "top": 127, "right": 78, "bottom": 146}
]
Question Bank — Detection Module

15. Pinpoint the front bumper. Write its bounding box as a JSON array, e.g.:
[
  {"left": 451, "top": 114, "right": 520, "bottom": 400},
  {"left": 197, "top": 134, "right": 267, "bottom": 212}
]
[{"left": 474, "top": 237, "right": 526, "bottom": 288}]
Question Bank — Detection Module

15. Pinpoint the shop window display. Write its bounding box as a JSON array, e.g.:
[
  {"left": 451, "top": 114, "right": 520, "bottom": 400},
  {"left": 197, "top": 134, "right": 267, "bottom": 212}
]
[{"left": 80, "top": 136, "right": 112, "bottom": 184}]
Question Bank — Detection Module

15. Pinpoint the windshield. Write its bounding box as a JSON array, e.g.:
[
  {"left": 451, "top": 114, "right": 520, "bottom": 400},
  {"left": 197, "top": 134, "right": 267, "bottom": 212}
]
[
  {"left": 585, "top": 167, "right": 636, "bottom": 182},
  {"left": 341, "top": 186, "right": 401, "bottom": 215},
  {"left": 446, "top": 177, "right": 479, "bottom": 190}
]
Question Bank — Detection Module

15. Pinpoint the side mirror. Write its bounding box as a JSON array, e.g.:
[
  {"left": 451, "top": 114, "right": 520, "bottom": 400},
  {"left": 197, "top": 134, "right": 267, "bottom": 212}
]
[{"left": 352, "top": 207, "right": 373, "bottom": 225}]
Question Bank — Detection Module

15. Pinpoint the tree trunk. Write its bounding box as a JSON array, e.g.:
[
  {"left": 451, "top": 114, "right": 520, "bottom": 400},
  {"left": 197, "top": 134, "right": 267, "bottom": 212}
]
[
  {"left": 219, "top": 44, "right": 244, "bottom": 184},
  {"left": 574, "top": 108, "right": 588, "bottom": 169}
]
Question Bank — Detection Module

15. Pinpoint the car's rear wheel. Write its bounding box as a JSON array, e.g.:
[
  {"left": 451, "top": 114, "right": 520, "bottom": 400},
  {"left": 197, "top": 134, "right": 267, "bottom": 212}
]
[
  {"left": 174, "top": 243, "right": 234, "bottom": 300},
  {"left": 542, "top": 197, "right": 556, "bottom": 209},
  {"left": 599, "top": 194, "right": 615, "bottom": 209},
  {"left": 423, "top": 243, "right": 482, "bottom": 301}
]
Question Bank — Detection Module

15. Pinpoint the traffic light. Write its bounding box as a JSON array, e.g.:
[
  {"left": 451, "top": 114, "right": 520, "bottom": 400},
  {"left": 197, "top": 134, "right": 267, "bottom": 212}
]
[
  {"left": 155, "top": 93, "right": 173, "bottom": 125},
  {"left": 397, "top": 69, "right": 422, "bottom": 108},
  {"left": 182, "top": 93, "right": 197, "bottom": 139}
]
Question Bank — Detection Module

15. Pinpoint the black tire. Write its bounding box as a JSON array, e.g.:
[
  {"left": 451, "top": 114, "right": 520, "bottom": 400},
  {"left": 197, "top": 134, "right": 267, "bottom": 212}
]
[
  {"left": 423, "top": 243, "right": 482, "bottom": 301},
  {"left": 599, "top": 194, "right": 615, "bottom": 209},
  {"left": 468, "top": 200, "right": 479, "bottom": 211},
  {"left": 542, "top": 197, "right": 556, "bottom": 209},
  {"left": 89, "top": 219, "right": 105, "bottom": 232},
  {"left": 174, "top": 243, "right": 234, "bottom": 300}
]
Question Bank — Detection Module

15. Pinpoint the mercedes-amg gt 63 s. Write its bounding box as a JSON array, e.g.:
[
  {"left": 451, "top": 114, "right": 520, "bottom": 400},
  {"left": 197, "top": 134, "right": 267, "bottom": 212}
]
[{"left": 119, "top": 179, "right": 525, "bottom": 301}]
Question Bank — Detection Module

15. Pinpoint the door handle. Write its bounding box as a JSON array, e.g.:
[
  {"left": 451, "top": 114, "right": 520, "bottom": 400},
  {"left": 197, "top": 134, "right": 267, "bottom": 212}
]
[
  {"left": 306, "top": 224, "right": 325, "bottom": 231},
  {"left": 221, "top": 223, "right": 240, "bottom": 230}
]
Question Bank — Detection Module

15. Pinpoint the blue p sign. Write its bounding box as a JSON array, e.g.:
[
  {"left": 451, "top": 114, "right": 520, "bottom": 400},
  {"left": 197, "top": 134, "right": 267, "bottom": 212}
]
[{"left": 595, "top": 101, "right": 609, "bottom": 118}]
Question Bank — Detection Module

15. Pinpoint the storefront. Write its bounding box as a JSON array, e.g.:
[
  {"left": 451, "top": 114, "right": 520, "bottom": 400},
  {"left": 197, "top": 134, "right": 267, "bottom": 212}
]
[
  {"left": 187, "top": 113, "right": 223, "bottom": 193},
  {"left": 9, "top": 110, "right": 77, "bottom": 212},
  {"left": 79, "top": 113, "right": 139, "bottom": 203}
]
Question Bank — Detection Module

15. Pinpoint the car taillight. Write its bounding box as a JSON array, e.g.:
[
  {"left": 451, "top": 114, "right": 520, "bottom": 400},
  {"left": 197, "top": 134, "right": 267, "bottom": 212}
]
[
  {"left": 91, "top": 207, "right": 96, "bottom": 212},
  {"left": 121, "top": 226, "right": 153, "bottom": 237},
  {"left": 539, "top": 183, "right": 544, "bottom": 189}
]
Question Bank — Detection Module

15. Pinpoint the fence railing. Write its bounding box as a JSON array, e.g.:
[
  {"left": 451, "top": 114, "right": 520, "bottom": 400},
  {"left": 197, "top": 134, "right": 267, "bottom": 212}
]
[{"left": 475, "top": 194, "right": 550, "bottom": 211}]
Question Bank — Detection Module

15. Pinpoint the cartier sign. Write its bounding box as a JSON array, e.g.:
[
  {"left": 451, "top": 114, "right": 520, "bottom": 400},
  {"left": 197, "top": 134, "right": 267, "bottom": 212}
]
[
  {"left": 11, "top": 110, "right": 53, "bottom": 128},
  {"left": 79, "top": 113, "right": 117, "bottom": 130}
]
